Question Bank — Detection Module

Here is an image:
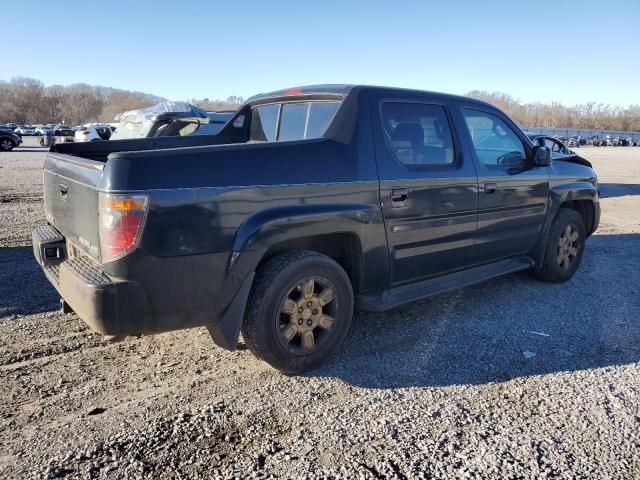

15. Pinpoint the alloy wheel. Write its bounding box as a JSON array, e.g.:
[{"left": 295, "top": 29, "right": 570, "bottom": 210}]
[
  {"left": 557, "top": 223, "right": 580, "bottom": 269},
  {"left": 276, "top": 276, "right": 338, "bottom": 354}
]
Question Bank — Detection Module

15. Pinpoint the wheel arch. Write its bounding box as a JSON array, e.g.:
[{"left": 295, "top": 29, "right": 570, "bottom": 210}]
[
  {"left": 230, "top": 203, "right": 385, "bottom": 294},
  {"left": 560, "top": 199, "right": 596, "bottom": 236},
  {"left": 530, "top": 183, "right": 598, "bottom": 266},
  {"left": 258, "top": 232, "right": 363, "bottom": 292}
]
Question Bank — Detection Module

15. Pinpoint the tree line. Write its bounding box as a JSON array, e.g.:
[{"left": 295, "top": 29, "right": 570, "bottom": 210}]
[
  {"left": 0, "top": 77, "right": 244, "bottom": 126},
  {"left": 1, "top": 77, "right": 638, "bottom": 132},
  {"left": 466, "top": 90, "right": 640, "bottom": 132}
]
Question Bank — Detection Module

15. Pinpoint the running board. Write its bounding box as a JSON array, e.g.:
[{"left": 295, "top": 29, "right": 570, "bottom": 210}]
[{"left": 357, "top": 256, "right": 534, "bottom": 312}]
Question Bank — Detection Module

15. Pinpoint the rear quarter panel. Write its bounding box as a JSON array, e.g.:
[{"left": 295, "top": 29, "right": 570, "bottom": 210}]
[{"left": 102, "top": 132, "right": 388, "bottom": 325}]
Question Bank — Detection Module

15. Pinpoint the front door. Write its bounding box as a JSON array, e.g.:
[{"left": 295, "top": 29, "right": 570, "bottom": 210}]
[
  {"left": 455, "top": 106, "right": 549, "bottom": 263},
  {"left": 372, "top": 96, "right": 479, "bottom": 286}
]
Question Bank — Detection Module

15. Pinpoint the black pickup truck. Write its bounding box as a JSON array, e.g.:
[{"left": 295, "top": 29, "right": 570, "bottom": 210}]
[{"left": 33, "top": 85, "right": 600, "bottom": 374}]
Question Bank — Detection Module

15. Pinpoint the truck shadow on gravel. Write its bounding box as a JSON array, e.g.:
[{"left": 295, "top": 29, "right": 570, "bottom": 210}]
[
  {"left": 312, "top": 233, "right": 640, "bottom": 388},
  {"left": 0, "top": 246, "right": 59, "bottom": 318},
  {"left": 598, "top": 183, "right": 640, "bottom": 198}
]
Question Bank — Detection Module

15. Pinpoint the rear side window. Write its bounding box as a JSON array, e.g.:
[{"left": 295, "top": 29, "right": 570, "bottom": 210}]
[
  {"left": 249, "top": 101, "right": 340, "bottom": 142},
  {"left": 380, "top": 102, "right": 455, "bottom": 166}
]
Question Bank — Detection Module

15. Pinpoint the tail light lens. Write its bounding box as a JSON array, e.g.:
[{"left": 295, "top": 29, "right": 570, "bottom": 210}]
[
  {"left": 81, "top": 131, "right": 90, "bottom": 135},
  {"left": 98, "top": 193, "right": 149, "bottom": 262}
]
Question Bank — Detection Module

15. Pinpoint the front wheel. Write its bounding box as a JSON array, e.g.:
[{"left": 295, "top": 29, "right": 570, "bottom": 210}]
[
  {"left": 534, "top": 208, "right": 586, "bottom": 283},
  {"left": 241, "top": 250, "right": 354, "bottom": 374},
  {"left": 1, "top": 139, "right": 15, "bottom": 151}
]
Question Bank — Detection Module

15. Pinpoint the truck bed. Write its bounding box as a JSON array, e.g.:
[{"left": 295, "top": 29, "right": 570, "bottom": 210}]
[{"left": 51, "top": 134, "right": 235, "bottom": 162}]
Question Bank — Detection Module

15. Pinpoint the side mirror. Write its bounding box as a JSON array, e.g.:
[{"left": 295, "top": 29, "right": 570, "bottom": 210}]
[{"left": 532, "top": 146, "right": 552, "bottom": 166}]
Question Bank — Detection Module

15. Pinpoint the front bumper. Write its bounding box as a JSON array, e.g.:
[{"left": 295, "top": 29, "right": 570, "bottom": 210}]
[{"left": 592, "top": 201, "right": 601, "bottom": 235}]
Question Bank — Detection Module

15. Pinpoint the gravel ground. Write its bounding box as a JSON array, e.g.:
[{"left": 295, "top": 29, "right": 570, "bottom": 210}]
[{"left": 0, "top": 143, "right": 638, "bottom": 479}]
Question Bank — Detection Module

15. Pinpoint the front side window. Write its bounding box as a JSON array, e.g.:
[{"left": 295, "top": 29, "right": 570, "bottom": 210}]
[
  {"left": 380, "top": 102, "right": 455, "bottom": 166},
  {"left": 462, "top": 109, "right": 526, "bottom": 166},
  {"left": 249, "top": 101, "right": 341, "bottom": 142}
]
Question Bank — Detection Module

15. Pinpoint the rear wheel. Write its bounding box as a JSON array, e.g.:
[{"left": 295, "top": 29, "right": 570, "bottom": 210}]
[
  {"left": 1, "top": 138, "right": 15, "bottom": 151},
  {"left": 534, "top": 208, "right": 586, "bottom": 283},
  {"left": 241, "top": 250, "right": 353, "bottom": 374}
]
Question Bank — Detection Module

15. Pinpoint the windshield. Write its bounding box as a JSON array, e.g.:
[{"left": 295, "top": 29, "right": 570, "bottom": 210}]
[{"left": 110, "top": 119, "right": 151, "bottom": 139}]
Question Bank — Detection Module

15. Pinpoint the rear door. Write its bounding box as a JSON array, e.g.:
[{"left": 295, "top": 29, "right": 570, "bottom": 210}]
[
  {"left": 371, "top": 95, "right": 479, "bottom": 286},
  {"left": 454, "top": 105, "right": 548, "bottom": 262}
]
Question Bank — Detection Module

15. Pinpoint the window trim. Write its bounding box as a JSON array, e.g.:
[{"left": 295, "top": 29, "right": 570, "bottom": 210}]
[
  {"left": 377, "top": 99, "right": 460, "bottom": 170},
  {"left": 460, "top": 106, "right": 532, "bottom": 170}
]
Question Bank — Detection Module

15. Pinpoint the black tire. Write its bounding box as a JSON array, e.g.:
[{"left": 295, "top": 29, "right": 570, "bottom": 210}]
[
  {"left": 0, "top": 138, "right": 15, "bottom": 151},
  {"left": 534, "top": 208, "right": 586, "bottom": 283},
  {"left": 241, "top": 250, "right": 354, "bottom": 374}
]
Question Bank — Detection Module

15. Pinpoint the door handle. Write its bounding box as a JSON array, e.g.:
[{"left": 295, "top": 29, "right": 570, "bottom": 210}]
[
  {"left": 481, "top": 182, "right": 497, "bottom": 194},
  {"left": 59, "top": 183, "right": 68, "bottom": 197},
  {"left": 391, "top": 187, "right": 409, "bottom": 207}
]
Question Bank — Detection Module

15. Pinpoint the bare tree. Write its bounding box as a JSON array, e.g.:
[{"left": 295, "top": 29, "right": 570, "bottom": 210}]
[
  {"left": 465, "top": 90, "right": 640, "bottom": 131},
  {"left": 2, "top": 77, "right": 634, "bottom": 131}
]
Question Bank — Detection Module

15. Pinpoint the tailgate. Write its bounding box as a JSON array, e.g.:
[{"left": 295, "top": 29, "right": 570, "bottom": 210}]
[{"left": 43, "top": 153, "right": 105, "bottom": 260}]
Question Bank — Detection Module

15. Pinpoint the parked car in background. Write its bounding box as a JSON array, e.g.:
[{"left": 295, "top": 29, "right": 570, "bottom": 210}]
[
  {"left": 74, "top": 124, "right": 114, "bottom": 142},
  {"left": 33, "top": 85, "right": 600, "bottom": 373},
  {"left": 15, "top": 126, "right": 36, "bottom": 135},
  {"left": 35, "top": 126, "right": 53, "bottom": 136},
  {"left": 110, "top": 101, "right": 210, "bottom": 140},
  {"left": 192, "top": 111, "right": 235, "bottom": 136},
  {"left": 53, "top": 125, "right": 75, "bottom": 136},
  {"left": 2, "top": 123, "right": 18, "bottom": 130},
  {"left": 619, "top": 137, "right": 632, "bottom": 146},
  {"left": 0, "top": 128, "right": 22, "bottom": 151},
  {"left": 528, "top": 135, "right": 580, "bottom": 160}
]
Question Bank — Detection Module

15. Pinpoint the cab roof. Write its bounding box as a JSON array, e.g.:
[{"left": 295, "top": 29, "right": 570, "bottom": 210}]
[{"left": 247, "top": 84, "right": 495, "bottom": 109}]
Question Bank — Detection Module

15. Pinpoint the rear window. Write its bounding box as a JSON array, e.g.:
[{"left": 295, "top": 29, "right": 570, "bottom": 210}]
[
  {"left": 249, "top": 101, "right": 340, "bottom": 142},
  {"left": 250, "top": 104, "right": 279, "bottom": 141}
]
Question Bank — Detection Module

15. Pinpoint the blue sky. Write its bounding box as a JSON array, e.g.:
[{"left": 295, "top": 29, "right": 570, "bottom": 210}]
[{"left": 5, "top": 0, "right": 639, "bottom": 106}]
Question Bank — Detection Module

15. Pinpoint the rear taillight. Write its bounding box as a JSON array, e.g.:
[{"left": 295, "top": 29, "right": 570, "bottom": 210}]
[
  {"left": 81, "top": 131, "right": 90, "bottom": 135},
  {"left": 98, "top": 193, "right": 149, "bottom": 262}
]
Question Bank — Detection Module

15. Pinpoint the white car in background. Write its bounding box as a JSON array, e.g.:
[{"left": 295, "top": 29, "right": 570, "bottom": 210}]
[
  {"left": 15, "top": 126, "right": 36, "bottom": 135},
  {"left": 35, "top": 126, "right": 53, "bottom": 136},
  {"left": 74, "top": 124, "right": 115, "bottom": 142}
]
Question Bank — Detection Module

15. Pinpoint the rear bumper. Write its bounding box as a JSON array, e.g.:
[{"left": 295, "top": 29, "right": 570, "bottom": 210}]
[
  {"left": 32, "top": 225, "right": 253, "bottom": 350},
  {"left": 32, "top": 225, "right": 152, "bottom": 336}
]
